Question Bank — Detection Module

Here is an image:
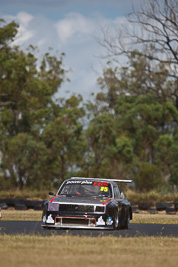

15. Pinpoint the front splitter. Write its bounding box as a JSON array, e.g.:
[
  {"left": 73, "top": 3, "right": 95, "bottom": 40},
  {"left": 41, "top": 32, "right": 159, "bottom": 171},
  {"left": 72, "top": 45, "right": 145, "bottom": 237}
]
[{"left": 41, "top": 224, "right": 113, "bottom": 230}]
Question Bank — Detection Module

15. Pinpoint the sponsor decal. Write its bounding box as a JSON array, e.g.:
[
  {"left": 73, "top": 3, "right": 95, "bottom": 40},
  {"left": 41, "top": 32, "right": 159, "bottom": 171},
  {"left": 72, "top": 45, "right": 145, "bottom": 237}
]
[
  {"left": 66, "top": 180, "right": 93, "bottom": 185},
  {"left": 96, "top": 216, "right": 105, "bottom": 226},
  {"left": 106, "top": 217, "right": 113, "bottom": 226},
  {"left": 93, "top": 182, "right": 109, "bottom": 187},
  {"left": 46, "top": 214, "right": 54, "bottom": 224}
]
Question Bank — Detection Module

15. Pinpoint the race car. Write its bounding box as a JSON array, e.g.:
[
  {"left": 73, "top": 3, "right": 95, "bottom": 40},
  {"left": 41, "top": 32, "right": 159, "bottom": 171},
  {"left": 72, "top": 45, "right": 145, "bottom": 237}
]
[{"left": 41, "top": 177, "right": 132, "bottom": 230}]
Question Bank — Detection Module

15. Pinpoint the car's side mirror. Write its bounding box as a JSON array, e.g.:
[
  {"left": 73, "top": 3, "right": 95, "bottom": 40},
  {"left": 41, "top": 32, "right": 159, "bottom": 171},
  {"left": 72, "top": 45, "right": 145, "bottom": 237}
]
[{"left": 49, "top": 191, "right": 55, "bottom": 196}]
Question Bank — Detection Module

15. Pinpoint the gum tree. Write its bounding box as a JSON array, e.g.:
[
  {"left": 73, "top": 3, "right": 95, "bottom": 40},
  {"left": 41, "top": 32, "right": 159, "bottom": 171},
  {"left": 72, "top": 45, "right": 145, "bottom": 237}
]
[{"left": 0, "top": 20, "right": 67, "bottom": 189}]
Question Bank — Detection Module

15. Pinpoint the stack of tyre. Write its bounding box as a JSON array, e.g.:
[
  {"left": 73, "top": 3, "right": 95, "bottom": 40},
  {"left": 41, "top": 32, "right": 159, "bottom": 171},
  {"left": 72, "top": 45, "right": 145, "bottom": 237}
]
[
  {"left": 133, "top": 201, "right": 178, "bottom": 214},
  {"left": 0, "top": 198, "right": 44, "bottom": 210}
]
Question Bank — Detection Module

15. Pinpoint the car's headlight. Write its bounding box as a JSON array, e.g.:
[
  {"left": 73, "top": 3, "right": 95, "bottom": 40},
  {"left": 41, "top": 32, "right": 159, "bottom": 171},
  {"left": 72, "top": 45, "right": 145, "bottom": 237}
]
[{"left": 48, "top": 202, "right": 59, "bottom": 211}]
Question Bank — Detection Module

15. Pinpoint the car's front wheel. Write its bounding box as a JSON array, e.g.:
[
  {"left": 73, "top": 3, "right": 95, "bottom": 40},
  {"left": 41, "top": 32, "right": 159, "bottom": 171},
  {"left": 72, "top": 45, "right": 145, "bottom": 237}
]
[
  {"left": 123, "top": 212, "right": 130, "bottom": 229},
  {"left": 113, "top": 209, "right": 119, "bottom": 230},
  {"left": 118, "top": 208, "right": 130, "bottom": 229}
]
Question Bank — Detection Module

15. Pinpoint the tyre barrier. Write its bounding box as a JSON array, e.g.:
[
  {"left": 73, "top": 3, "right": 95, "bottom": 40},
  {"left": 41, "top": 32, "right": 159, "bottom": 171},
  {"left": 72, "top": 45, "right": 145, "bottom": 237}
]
[
  {"left": 24, "top": 200, "right": 43, "bottom": 209},
  {"left": 34, "top": 205, "right": 43, "bottom": 211},
  {"left": 138, "top": 201, "right": 153, "bottom": 210},
  {"left": 14, "top": 204, "right": 27, "bottom": 210},
  {"left": 3, "top": 198, "right": 16, "bottom": 207},
  {"left": 175, "top": 203, "right": 178, "bottom": 211},
  {"left": 132, "top": 202, "right": 177, "bottom": 214},
  {"left": 0, "top": 199, "right": 44, "bottom": 210},
  {"left": 0, "top": 203, "right": 8, "bottom": 210},
  {"left": 166, "top": 207, "right": 176, "bottom": 214},
  {"left": 15, "top": 198, "right": 26, "bottom": 205},
  {"left": 156, "top": 202, "right": 174, "bottom": 211}
]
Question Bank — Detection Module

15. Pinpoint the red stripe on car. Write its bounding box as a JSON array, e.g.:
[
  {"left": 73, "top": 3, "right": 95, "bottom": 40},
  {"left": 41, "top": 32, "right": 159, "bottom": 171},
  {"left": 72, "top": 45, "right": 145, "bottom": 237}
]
[
  {"left": 102, "top": 199, "right": 111, "bottom": 205},
  {"left": 50, "top": 196, "right": 58, "bottom": 203}
]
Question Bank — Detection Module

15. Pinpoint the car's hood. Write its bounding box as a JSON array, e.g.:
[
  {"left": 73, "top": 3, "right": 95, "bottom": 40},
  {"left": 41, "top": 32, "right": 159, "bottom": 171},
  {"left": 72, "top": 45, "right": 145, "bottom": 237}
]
[{"left": 49, "top": 196, "right": 111, "bottom": 205}]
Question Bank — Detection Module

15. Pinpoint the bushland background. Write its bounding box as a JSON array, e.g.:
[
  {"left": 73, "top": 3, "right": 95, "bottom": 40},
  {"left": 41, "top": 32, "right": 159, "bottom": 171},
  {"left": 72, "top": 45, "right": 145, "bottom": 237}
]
[{"left": 0, "top": 0, "right": 177, "bottom": 201}]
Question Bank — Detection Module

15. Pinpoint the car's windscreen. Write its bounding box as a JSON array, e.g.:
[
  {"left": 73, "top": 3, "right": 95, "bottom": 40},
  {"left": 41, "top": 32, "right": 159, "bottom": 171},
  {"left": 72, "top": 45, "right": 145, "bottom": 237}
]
[{"left": 58, "top": 180, "right": 112, "bottom": 199}]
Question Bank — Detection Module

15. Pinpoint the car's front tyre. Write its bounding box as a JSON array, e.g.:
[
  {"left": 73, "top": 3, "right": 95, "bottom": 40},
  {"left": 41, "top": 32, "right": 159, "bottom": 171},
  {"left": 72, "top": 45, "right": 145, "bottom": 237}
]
[
  {"left": 123, "top": 211, "right": 130, "bottom": 229},
  {"left": 113, "top": 209, "right": 119, "bottom": 230}
]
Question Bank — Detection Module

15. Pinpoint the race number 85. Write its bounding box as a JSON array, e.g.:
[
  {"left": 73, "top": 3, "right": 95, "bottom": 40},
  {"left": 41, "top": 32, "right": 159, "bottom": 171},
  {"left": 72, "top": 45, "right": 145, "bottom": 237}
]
[{"left": 100, "top": 187, "right": 108, "bottom": 192}]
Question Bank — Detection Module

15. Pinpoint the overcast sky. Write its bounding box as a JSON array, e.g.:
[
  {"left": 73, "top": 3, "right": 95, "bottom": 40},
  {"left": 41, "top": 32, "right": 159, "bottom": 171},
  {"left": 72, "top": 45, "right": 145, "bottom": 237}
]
[{"left": 0, "top": 0, "right": 140, "bottom": 100}]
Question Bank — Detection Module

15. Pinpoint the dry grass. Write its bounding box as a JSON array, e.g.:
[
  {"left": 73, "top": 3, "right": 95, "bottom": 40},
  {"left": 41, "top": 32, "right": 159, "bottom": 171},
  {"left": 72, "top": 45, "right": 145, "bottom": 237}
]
[
  {"left": 132, "top": 213, "right": 178, "bottom": 224},
  {"left": 126, "top": 189, "right": 178, "bottom": 203},
  {"left": 0, "top": 190, "right": 49, "bottom": 200},
  {"left": 1, "top": 209, "right": 42, "bottom": 221},
  {"left": 1, "top": 209, "right": 178, "bottom": 224},
  {"left": 0, "top": 235, "right": 178, "bottom": 267},
  {"left": 1, "top": 210, "right": 178, "bottom": 267},
  {"left": 1, "top": 188, "right": 178, "bottom": 202}
]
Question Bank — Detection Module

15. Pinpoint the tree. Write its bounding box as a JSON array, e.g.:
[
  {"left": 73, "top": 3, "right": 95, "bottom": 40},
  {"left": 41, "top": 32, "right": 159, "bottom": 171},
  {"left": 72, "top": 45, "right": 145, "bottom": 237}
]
[
  {"left": 97, "top": 50, "right": 177, "bottom": 111},
  {"left": 86, "top": 112, "right": 116, "bottom": 177},
  {"left": 114, "top": 94, "right": 178, "bottom": 159},
  {"left": 154, "top": 134, "right": 178, "bottom": 185},
  {"left": 3, "top": 133, "right": 50, "bottom": 190},
  {"left": 0, "top": 19, "right": 18, "bottom": 49},
  {"left": 101, "top": 136, "right": 134, "bottom": 179},
  {"left": 135, "top": 162, "right": 163, "bottom": 191},
  {"left": 42, "top": 95, "right": 86, "bottom": 183},
  {"left": 0, "top": 20, "right": 67, "bottom": 189},
  {"left": 99, "top": 0, "right": 178, "bottom": 108}
]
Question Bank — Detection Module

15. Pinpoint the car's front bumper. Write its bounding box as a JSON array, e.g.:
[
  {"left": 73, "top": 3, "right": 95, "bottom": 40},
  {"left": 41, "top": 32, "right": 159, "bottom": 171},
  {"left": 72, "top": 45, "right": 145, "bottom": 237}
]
[{"left": 41, "top": 214, "right": 113, "bottom": 230}]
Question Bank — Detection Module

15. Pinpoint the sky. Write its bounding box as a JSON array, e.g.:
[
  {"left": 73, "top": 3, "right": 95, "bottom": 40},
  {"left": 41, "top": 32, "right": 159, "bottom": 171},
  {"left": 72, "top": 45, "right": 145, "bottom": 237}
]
[{"left": 0, "top": 0, "right": 140, "bottom": 100}]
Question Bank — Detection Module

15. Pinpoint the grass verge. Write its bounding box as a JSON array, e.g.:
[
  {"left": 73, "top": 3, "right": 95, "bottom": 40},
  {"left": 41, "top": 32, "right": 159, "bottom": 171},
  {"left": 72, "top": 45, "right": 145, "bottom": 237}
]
[
  {"left": 126, "top": 189, "right": 178, "bottom": 204},
  {"left": 0, "top": 235, "right": 178, "bottom": 267},
  {"left": 1, "top": 209, "right": 178, "bottom": 224}
]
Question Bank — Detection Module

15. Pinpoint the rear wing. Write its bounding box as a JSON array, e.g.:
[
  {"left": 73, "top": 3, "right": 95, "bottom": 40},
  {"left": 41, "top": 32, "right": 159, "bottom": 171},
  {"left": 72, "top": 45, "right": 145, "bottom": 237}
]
[
  {"left": 70, "top": 177, "right": 132, "bottom": 183},
  {"left": 105, "top": 179, "right": 132, "bottom": 183}
]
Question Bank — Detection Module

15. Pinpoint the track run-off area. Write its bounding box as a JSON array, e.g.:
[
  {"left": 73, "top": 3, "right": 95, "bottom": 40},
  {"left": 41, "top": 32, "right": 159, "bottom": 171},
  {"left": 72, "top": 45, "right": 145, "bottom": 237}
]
[{"left": 0, "top": 221, "right": 178, "bottom": 237}]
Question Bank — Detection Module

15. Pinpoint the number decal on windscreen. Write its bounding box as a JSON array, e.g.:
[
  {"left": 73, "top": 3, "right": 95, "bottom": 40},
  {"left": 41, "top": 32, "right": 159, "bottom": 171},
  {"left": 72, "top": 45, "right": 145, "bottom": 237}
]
[{"left": 100, "top": 187, "right": 108, "bottom": 192}]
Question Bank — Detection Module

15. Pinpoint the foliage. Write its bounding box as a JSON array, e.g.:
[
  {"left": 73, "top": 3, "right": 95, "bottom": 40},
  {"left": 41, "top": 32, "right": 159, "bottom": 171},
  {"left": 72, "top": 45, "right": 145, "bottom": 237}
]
[
  {"left": 42, "top": 95, "right": 87, "bottom": 183},
  {"left": 0, "top": 16, "right": 178, "bottom": 193},
  {"left": 99, "top": 0, "right": 178, "bottom": 108},
  {"left": 135, "top": 162, "right": 163, "bottom": 192},
  {"left": 86, "top": 112, "right": 115, "bottom": 177},
  {"left": 0, "top": 20, "right": 84, "bottom": 189}
]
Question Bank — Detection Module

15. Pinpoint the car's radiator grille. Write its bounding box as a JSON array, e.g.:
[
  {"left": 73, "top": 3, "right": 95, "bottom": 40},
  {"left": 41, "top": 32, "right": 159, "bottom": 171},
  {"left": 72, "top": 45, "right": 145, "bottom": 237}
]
[{"left": 59, "top": 204, "right": 94, "bottom": 213}]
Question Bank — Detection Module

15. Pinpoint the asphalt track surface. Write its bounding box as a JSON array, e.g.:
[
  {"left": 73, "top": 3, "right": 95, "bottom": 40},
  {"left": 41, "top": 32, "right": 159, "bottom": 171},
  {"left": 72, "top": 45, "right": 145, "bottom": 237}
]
[{"left": 0, "top": 221, "right": 178, "bottom": 237}]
